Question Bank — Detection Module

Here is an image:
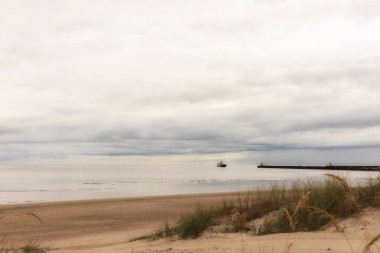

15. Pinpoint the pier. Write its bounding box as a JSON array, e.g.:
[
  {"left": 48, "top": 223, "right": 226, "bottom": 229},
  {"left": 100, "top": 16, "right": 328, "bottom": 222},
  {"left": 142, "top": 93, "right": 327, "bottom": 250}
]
[{"left": 257, "top": 164, "right": 380, "bottom": 171}]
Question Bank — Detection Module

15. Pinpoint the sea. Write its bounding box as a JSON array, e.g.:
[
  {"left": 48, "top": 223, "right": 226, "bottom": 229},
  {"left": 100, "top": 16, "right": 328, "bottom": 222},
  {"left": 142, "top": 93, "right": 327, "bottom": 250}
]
[{"left": 0, "top": 164, "right": 378, "bottom": 204}]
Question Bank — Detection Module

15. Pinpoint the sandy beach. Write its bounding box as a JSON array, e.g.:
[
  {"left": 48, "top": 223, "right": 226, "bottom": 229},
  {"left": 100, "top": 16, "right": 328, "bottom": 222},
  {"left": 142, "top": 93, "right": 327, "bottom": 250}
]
[
  {"left": 1, "top": 192, "right": 379, "bottom": 253},
  {"left": 0, "top": 193, "right": 237, "bottom": 250},
  {"left": 3, "top": 1, "right": 380, "bottom": 252}
]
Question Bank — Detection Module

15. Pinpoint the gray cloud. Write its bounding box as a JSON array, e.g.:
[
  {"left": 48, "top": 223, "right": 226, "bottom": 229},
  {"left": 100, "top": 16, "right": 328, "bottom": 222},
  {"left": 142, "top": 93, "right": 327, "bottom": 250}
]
[{"left": 1, "top": 0, "right": 380, "bottom": 163}]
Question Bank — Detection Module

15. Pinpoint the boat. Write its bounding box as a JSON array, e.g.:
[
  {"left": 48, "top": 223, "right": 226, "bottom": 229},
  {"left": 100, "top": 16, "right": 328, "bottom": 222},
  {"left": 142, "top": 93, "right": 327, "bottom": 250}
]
[{"left": 217, "top": 160, "right": 227, "bottom": 167}]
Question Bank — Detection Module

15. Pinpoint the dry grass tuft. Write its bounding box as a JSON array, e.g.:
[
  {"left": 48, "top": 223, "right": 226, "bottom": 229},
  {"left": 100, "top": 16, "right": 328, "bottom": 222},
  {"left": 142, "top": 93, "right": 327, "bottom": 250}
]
[
  {"left": 293, "top": 192, "right": 310, "bottom": 215},
  {"left": 231, "top": 211, "right": 248, "bottom": 232},
  {"left": 362, "top": 233, "right": 380, "bottom": 253},
  {"left": 291, "top": 191, "right": 310, "bottom": 226},
  {"left": 305, "top": 206, "right": 343, "bottom": 232},
  {"left": 281, "top": 191, "right": 311, "bottom": 232},
  {"left": 1, "top": 212, "right": 43, "bottom": 224},
  {"left": 231, "top": 212, "right": 242, "bottom": 223},
  {"left": 20, "top": 241, "right": 47, "bottom": 253},
  {"left": 281, "top": 207, "right": 294, "bottom": 232},
  {"left": 24, "top": 213, "right": 44, "bottom": 224},
  {"left": 324, "top": 174, "right": 352, "bottom": 192},
  {"left": 324, "top": 174, "right": 359, "bottom": 211},
  {"left": 283, "top": 242, "right": 293, "bottom": 253}
]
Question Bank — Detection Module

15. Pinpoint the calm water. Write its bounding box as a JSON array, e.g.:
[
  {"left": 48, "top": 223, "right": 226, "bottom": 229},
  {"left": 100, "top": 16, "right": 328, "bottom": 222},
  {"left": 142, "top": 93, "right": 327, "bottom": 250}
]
[{"left": 0, "top": 164, "right": 378, "bottom": 204}]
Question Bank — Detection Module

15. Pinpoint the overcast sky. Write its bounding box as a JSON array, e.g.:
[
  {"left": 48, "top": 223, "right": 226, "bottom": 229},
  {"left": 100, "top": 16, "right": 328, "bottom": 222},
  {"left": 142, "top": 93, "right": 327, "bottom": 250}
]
[{"left": 1, "top": 0, "right": 380, "bottom": 165}]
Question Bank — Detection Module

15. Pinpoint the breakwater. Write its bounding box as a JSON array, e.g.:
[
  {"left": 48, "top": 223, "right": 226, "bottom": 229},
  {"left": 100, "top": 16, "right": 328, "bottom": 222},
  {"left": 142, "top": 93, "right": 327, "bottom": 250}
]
[{"left": 257, "top": 165, "right": 380, "bottom": 171}]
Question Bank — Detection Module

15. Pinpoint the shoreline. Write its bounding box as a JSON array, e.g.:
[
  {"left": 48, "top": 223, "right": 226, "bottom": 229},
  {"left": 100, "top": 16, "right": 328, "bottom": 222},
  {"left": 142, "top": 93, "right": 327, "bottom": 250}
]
[{"left": 0, "top": 190, "right": 248, "bottom": 207}]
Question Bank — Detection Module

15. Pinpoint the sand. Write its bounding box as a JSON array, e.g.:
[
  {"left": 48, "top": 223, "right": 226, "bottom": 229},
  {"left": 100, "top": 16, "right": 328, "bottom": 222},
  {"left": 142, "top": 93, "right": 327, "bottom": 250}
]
[{"left": 1, "top": 193, "right": 379, "bottom": 253}]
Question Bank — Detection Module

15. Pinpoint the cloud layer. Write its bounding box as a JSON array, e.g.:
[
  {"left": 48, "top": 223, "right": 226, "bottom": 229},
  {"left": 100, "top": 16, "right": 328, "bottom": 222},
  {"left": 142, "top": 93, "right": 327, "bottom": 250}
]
[{"left": 1, "top": 0, "right": 380, "bottom": 162}]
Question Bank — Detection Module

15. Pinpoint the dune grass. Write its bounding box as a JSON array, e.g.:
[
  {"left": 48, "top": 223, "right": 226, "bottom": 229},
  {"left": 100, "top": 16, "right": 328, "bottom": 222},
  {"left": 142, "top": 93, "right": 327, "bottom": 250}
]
[
  {"left": 20, "top": 242, "right": 46, "bottom": 253},
  {"left": 130, "top": 203, "right": 234, "bottom": 241},
  {"left": 0, "top": 213, "right": 45, "bottom": 253},
  {"left": 0, "top": 242, "right": 47, "bottom": 253},
  {"left": 132, "top": 174, "right": 380, "bottom": 241}
]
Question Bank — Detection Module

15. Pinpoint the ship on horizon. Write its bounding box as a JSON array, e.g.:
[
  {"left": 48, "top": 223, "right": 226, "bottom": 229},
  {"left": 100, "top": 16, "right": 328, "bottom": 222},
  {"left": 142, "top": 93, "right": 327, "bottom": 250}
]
[{"left": 217, "top": 160, "right": 227, "bottom": 167}]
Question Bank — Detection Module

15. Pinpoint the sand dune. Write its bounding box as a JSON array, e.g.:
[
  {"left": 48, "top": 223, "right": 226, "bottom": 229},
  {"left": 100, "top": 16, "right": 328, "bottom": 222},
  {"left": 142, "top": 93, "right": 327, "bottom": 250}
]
[{"left": 1, "top": 193, "right": 379, "bottom": 253}]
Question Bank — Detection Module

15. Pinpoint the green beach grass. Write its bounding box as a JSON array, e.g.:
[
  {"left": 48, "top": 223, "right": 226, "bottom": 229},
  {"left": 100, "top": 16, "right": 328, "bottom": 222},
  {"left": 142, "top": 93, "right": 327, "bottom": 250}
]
[{"left": 132, "top": 173, "right": 380, "bottom": 241}]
